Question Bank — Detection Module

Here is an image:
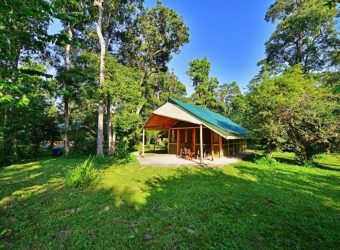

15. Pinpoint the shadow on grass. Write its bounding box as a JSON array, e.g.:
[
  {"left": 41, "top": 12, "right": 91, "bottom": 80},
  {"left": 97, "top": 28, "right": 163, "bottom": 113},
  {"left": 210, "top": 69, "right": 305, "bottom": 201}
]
[
  {"left": 142, "top": 149, "right": 168, "bottom": 154},
  {"left": 1, "top": 158, "right": 339, "bottom": 249},
  {"left": 243, "top": 151, "right": 340, "bottom": 172},
  {"left": 314, "top": 162, "right": 340, "bottom": 172}
]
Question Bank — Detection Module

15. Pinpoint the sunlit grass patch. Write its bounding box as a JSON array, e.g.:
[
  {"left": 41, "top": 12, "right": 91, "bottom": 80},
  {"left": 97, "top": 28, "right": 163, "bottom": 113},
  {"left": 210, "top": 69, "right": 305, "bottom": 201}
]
[{"left": 0, "top": 153, "right": 339, "bottom": 249}]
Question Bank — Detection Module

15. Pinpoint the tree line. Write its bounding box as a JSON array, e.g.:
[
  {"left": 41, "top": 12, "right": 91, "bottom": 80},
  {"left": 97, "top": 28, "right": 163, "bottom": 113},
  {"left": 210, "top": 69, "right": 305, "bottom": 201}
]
[{"left": 0, "top": 0, "right": 339, "bottom": 165}]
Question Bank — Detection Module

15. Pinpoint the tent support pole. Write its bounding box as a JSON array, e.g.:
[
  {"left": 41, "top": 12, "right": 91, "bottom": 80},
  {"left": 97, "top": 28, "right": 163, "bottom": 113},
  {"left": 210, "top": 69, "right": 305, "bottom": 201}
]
[
  {"left": 200, "top": 124, "right": 203, "bottom": 164},
  {"left": 142, "top": 128, "right": 145, "bottom": 157},
  {"left": 167, "top": 129, "right": 170, "bottom": 153}
]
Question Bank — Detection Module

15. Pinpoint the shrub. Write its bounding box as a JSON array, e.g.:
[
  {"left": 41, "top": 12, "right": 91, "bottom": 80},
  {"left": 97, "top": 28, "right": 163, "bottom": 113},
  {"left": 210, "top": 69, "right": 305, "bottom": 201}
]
[
  {"left": 122, "top": 153, "right": 138, "bottom": 164},
  {"left": 115, "top": 139, "right": 130, "bottom": 159},
  {"left": 303, "top": 160, "right": 317, "bottom": 168},
  {"left": 255, "top": 156, "right": 279, "bottom": 167},
  {"left": 65, "top": 158, "right": 100, "bottom": 188}
]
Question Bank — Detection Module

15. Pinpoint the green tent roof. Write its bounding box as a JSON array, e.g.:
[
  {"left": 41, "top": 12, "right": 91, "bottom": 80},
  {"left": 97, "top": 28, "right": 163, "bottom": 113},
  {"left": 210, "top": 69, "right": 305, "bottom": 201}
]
[{"left": 168, "top": 98, "right": 249, "bottom": 137}]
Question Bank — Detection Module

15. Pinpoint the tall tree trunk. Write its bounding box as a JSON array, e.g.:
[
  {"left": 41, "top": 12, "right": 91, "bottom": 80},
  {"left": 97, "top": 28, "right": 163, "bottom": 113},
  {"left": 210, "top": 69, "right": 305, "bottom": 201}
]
[
  {"left": 64, "top": 98, "right": 70, "bottom": 155},
  {"left": 112, "top": 127, "right": 116, "bottom": 155},
  {"left": 64, "top": 22, "right": 73, "bottom": 156},
  {"left": 106, "top": 97, "right": 114, "bottom": 155},
  {"left": 3, "top": 108, "right": 12, "bottom": 163},
  {"left": 95, "top": 0, "right": 105, "bottom": 157}
]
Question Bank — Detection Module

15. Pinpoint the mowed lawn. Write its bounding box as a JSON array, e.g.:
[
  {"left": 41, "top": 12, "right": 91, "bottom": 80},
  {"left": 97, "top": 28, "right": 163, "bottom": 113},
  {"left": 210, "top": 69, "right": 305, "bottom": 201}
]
[{"left": 1, "top": 153, "right": 339, "bottom": 249}]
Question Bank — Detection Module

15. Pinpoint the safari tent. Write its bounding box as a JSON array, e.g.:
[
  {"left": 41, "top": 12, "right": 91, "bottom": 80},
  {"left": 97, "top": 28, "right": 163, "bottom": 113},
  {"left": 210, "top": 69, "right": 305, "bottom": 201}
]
[{"left": 143, "top": 98, "right": 248, "bottom": 163}]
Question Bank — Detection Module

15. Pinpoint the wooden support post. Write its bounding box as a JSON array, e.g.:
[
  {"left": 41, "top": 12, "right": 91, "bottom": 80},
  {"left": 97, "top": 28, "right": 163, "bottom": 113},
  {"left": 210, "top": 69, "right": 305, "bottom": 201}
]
[
  {"left": 167, "top": 129, "right": 170, "bottom": 153},
  {"left": 210, "top": 131, "right": 214, "bottom": 160},
  {"left": 142, "top": 128, "right": 145, "bottom": 157},
  {"left": 176, "top": 129, "right": 180, "bottom": 155},
  {"left": 227, "top": 140, "right": 230, "bottom": 156},
  {"left": 184, "top": 128, "right": 188, "bottom": 144},
  {"left": 200, "top": 124, "right": 203, "bottom": 164},
  {"left": 193, "top": 128, "right": 196, "bottom": 155},
  {"left": 219, "top": 135, "right": 223, "bottom": 157}
]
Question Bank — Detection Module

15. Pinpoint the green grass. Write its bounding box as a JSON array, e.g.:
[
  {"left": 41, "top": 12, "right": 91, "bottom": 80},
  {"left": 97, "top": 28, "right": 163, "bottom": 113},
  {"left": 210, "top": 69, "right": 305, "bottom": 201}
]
[{"left": 0, "top": 153, "right": 339, "bottom": 249}]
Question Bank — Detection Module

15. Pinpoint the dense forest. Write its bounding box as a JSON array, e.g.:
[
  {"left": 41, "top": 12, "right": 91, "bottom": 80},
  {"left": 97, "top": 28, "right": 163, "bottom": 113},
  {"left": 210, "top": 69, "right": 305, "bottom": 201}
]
[{"left": 0, "top": 0, "right": 339, "bottom": 166}]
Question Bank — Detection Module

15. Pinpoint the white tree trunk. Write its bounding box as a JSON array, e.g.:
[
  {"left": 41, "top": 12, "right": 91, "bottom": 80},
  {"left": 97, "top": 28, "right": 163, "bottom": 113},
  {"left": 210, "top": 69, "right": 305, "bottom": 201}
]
[
  {"left": 106, "top": 98, "right": 115, "bottom": 155},
  {"left": 64, "top": 99, "right": 70, "bottom": 155},
  {"left": 95, "top": 0, "right": 105, "bottom": 157},
  {"left": 64, "top": 22, "right": 73, "bottom": 156}
]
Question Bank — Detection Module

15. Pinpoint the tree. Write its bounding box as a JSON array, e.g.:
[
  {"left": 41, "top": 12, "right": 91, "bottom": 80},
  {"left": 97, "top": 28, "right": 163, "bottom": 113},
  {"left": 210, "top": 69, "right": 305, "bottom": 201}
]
[
  {"left": 103, "top": 55, "right": 143, "bottom": 153},
  {"left": 324, "top": 0, "right": 340, "bottom": 8},
  {"left": 263, "top": 0, "right": 339, "bottom": 73},
  {"left": 0, "top": 0, "right": 54, "bottom": 163},
  {"left": 0, "top": 0, "right": 52, "bottom": 107},
  {"left": 118, "top": 2, "right": 189, "bottom": 115},
  {"left": 215, "top": 81, "right": 249, "bottom": 126},
  {"left": 0, "top": 61, "right": 59, "bottom": 165},
  {"left": 215, "top": 81, "right": 241, "bottom": 113},
  {"left": 143, "top": 71, "right": 186, "bottom": 118},
  {"left": 188, "top": 57, "right": 220, "bottom": 111},
  {"left": 53, "top": 0, "right": 89, "bottom": 156},
  {"left": 92, "top": 0, "right": 143, "bottom": 157},
  {"left": 248, "top": 66, "right": 339, "bottom": 163}
]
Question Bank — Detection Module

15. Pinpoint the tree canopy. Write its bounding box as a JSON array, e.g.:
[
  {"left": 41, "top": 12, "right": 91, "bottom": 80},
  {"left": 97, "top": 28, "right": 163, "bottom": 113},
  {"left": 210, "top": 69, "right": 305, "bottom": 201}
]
[{"left": 262, "top": 0, "right": 339, "bottom": 73}]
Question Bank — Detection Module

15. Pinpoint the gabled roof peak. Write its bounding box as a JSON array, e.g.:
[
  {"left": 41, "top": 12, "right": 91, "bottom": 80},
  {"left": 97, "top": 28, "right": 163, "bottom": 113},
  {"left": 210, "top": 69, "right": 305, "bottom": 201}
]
[{"left": 168, "top": 97, "right": 249, "bottom": 137}]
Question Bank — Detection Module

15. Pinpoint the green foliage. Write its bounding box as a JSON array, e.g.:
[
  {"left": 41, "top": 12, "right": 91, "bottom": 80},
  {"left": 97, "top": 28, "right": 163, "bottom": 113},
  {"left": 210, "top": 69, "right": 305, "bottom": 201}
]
[
  {"left": 255, "top": 156, "right": 279, "bottom": 167},
  {"left": 69, "top": 129, "right": 97, "bottom": 155},
  {"left": 324, "top": 0, "right": 340, "bottom": 8},
  {"left": 248, "top": 65, "right": 339, "bottom": 163},
  {"left": 263, "top": 0, "right": 339, "bottom": 73},
  {"left": 0, "top": 0, "right": 52, "bottom": 107},
  {"left": 104, "top": 55, "right": 143, "bottom": 110},
  {"left": 143, "top": 71, "right": 187, "bottom": 118},
  {"left": 0, "top": 61, "right": 60, "bottom": 166},
  {"left": 115, "top": 111, "right": 142, "bottom": 148},
  {"left": 65, "top": 157, "right": 100, "bottom": 188},
  {"left": 215, "top": 81, "right": 249, "bottom": 125},
  {"left": 120, "top": 2, "right": 189, "bottom": 73},
  {"left": 114, "top": 139, "right": 137, "bottom": 163},
  {"left": 188, "top": 57, "right": 221, "bottom": 111},
  {"left": 118, "top": 2, "right": 189, "bottom": 115}
]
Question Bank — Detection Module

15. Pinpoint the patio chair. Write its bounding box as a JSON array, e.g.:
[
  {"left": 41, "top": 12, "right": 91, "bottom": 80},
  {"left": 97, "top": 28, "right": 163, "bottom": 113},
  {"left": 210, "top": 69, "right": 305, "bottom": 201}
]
[{"left": 187, "top": 150, "right": 195, "bottom": 161}]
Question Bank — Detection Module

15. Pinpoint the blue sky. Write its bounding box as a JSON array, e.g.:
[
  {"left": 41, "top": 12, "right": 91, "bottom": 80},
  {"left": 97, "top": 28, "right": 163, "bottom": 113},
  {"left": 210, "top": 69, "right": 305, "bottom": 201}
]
[
  {"left": 145, "top": 0, "right": 275, "bottom": 94},
  {"left": 49, "top": 0, "right": 275, "bottom": 95}
]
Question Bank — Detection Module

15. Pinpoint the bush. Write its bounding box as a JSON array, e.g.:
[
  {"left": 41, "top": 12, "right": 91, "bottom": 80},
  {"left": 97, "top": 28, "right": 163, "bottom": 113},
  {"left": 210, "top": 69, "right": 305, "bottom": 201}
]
[
  {"left": 303, "top": 160, "right": 317, "bottom": 168},
  {"left": 65, "top": 158, "right": 100, "bottom": 188},
  {"left": 114, "top": 139, "right": 130, "bottom": 159},
  {"left": 122, "top": 153, "right": 138, "bottom": 164},
  {"left": 255, "top": 156, "right": 279, "bottom": 167}
]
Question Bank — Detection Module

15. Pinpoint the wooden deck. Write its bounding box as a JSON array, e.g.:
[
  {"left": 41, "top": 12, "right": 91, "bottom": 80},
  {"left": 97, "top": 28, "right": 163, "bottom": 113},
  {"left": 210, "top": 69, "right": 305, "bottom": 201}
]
[{"left": 136, "top": 151, "right": 253, "bottom": 167}]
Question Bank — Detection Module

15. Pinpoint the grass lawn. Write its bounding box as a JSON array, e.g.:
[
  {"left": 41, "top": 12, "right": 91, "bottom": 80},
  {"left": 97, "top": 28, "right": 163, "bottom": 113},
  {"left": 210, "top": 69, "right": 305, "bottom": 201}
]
[{"left": 0, "top": 153, "right": 339, "bottom": 249}]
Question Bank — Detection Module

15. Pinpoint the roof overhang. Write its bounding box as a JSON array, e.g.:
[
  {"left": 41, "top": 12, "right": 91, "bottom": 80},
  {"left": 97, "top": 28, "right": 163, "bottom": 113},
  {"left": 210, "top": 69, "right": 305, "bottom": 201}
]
[
  {"left": 144, "top": 114, "right": 179, "bottom": 130},
  {"left": 144, "top": 102, "right": 202, "bottom": 130}
]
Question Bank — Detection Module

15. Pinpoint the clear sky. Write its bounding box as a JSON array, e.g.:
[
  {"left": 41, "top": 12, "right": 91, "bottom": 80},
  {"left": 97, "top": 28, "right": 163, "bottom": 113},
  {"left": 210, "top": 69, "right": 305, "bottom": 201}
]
[
  {"left": 49, "top": 0, "right": 275, "bottom": 95},
  {"left": 145, "top": 0, "right": 275, "bottom": 94}
]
